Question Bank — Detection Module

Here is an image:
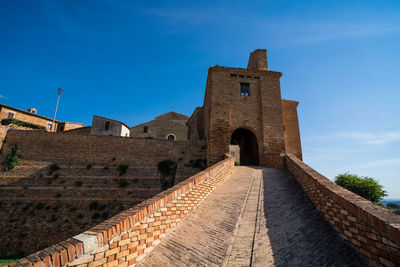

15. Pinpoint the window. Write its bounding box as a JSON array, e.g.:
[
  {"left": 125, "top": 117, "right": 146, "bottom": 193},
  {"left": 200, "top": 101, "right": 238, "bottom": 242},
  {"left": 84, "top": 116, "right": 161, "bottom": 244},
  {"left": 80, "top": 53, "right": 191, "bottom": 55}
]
[
  {"left": 143, "top": 126, "right": 148, "bottom": 133},
  {"left": 166, "top": 134, "right": 175, "bottom": 141},
  {"left": 47, "top": 123, "right": 52, "bottom": 131},
  {"left": 7, "top": 112, "right": 14, "bottom": 119},
  {"left": 240, "top": 82, "right": 250, "bottom": 96},
  {"left": 104, "top": 121, "right": 110, "bottom": 130},
  {"left": 231, "top": 152, "right": 235, "bottom": 157}
]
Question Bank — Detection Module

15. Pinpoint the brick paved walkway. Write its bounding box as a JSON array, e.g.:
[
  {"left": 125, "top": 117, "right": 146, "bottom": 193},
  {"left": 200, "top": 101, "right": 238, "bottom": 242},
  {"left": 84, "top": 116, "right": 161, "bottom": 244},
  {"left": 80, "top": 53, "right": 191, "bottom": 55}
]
[{"left": 137, "top": 167, "right": 367, "bottom": 266}]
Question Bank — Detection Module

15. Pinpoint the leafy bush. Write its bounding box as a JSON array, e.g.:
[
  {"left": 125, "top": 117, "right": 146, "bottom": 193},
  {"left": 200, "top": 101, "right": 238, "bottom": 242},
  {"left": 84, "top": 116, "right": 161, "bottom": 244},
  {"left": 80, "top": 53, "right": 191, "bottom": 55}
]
[
  {"left": 387, "top": 202, "right": 400, "bottom": 209},
  {"left": 157, "top": 160, "right": 177, "bottom": 176},
  {"left": 35, "top": 203, "right": 44, "bottom": 210},
  {"left": 235, "top": 161, "right": 240, "bottom": 166},
  {"left": 118, "top": 164, "right": 129, "bottom": 176},
  {"left": 49, "top": 163, "right": 60, "bottom": 174},
  {"left": 119, "top": 179, "right": 128, "bottom": 188},
  {"left": 1, "top": 118, "right": 46, "bottom": 130},
  {"left": 186, "top": 159, "right": 207, "bottom": 170},
  {"left": 334, "top": 173, "right": 387, "bottom": 203},
  {"left": 89, "top": 201, "right": 99, "bottom": 210},
  {"left": 2, "top": 144, "right": 20, "bottom": 171}
]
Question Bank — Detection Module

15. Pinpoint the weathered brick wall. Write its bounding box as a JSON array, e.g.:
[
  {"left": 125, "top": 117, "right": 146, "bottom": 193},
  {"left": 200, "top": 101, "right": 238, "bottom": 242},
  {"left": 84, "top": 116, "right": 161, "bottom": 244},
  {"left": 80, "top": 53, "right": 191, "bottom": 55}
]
[
  {"left": 281, "top": 99, "right": 302, "bottom": 160},
  {"left": 187, "top": 107, "right": 204, "bottom": 142},
  {"left": 61, "top": 126, "right": 91, "bottom": 135},
  {"left": 2, "top": 130, "right": 205, "bottom": 167},
  {"left": 8, "top": 155, "right": 234, "bottom": 267},
  {"left": 286, "top": 154, "right": 400, "bottom": 266}
]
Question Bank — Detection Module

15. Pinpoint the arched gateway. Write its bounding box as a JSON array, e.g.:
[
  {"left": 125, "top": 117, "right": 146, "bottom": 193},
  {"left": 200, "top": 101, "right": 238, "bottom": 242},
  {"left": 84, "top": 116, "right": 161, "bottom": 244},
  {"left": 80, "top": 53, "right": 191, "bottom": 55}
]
[
  {"left": 230, "top": 128, "right": 259, "bottom": 166},
  {"left": 186, "top": 49, "right": 302, "bottom": 167}
]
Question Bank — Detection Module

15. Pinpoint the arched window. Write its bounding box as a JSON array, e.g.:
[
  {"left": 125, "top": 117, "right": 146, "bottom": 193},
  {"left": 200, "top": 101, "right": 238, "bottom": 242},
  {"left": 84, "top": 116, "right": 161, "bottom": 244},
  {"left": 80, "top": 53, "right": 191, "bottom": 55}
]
[{"left": 166, "top": 134, "right": 176, "bottom": 141}]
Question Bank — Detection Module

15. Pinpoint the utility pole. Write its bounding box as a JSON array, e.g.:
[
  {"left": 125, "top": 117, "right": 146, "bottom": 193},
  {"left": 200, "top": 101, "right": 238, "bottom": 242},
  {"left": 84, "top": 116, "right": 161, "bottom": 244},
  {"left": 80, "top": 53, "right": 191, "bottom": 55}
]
[{"left": 51, "top": 88, "right": 63, "bottom": 132}]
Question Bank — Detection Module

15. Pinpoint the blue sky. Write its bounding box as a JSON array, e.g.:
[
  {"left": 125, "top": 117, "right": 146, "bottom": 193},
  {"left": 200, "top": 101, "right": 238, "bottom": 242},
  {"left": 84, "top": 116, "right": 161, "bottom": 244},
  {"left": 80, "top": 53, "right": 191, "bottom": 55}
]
[{"left": 1, "top": 0, "right": 399, "bottom": 197}]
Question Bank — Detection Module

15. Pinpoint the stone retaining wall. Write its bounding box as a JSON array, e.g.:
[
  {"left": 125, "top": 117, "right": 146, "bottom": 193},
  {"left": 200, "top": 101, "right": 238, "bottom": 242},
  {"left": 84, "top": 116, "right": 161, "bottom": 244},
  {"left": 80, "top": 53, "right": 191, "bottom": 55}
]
[
  {"left": 286, "top": 154, "right": 400, "bottom": 267},
  {"left": 2, "top": 130, "right": 205, "bottom": 166},
  {"left": 8, "top": 155, "right": 234, "bottom": 267}
]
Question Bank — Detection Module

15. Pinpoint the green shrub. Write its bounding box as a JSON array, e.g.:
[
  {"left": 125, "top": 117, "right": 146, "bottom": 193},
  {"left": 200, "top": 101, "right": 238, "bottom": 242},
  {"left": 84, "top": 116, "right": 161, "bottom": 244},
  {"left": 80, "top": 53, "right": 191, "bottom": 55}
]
[
  {"left": 2, "top": 144, "right": 20, "bottom": 171},
  {"left": 1, "top": 118, "right": 46, "bottom": 130},
  {"left": 89, "top": 201, "right": 99, "bottom": 210},
  {"left": 334, "top": 173, "right": 387, "bottom": 203},
  {"left": 157, "top": 160, "right": 177, "bottom": 176},
  {"left": 118, "top": 164, "right": 129, "bottom": 176},
  {"left": 35, "top": 202, "right": 44, "bottom": 210},
  {"left": 49, "top": 163, "right": 60, "bottom": 174},
  {"left": 119, "top": 179, "right": 128, "bottom": 188},
  {"left": 186, "top": 159, "right": 207, "bottom": 170},
  {"left": 235, "top": 161, "right": 240, "bottom": 166}
]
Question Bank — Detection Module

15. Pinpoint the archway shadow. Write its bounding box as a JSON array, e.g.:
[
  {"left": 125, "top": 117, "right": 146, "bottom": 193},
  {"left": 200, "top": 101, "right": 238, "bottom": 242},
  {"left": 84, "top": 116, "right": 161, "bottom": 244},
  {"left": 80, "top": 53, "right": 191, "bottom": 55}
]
[
  {"left": 231, "top": 128, "right": 259, "bottom": 166},
  {"left": 260, "top": 168, "right": 368, "bottom": 266}
]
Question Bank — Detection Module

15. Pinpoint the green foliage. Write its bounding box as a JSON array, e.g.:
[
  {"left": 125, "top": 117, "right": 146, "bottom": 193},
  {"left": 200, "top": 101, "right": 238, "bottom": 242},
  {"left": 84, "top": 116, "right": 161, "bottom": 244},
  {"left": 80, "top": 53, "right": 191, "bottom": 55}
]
[
  {"left": 2, "top": 144, "right": 20, "bottom": 171},
  {"left": 89, "top": 201, "right": 99, "bottom": 210},
  {"left": 157, "top": 160, "right": 177, "bottom": 176},
  {"left": 118, "top": 164, "right": 129, "bottom": 176},
  {"left": 119, "top": 179, "right": 128, "bottom": 187},
  {"left": 234, "top": 161, "right": 240, "bottom": 166},
  {"left": 334, "top": 173, "right": 387, "bottom": 203},
  {"left": 1, "top": 118, "right": 46, "bottom": 130},
  {"left": 186, "top": 159, "right": 207, "bottom": 170},
  {"left": 49, "top": 163, "right": 60, "bottom": 174},
  {"left": 387, "top": 202, "right": 400, "bottom": 209}
]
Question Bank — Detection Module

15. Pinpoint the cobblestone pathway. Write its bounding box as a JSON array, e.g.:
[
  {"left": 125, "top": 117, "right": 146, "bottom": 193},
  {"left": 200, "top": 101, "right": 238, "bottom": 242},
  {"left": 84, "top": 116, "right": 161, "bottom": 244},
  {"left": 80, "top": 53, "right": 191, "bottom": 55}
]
[{"left": 137, "top": 167, "right": 367, "bottom": 267}]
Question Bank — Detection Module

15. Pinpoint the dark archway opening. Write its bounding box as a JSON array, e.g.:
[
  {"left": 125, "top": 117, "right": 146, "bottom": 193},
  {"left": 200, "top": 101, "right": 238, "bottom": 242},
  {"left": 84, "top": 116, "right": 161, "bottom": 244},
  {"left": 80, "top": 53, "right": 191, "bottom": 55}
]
[{"left": 230, "top": 128, "right": 259, "bottom": 166}]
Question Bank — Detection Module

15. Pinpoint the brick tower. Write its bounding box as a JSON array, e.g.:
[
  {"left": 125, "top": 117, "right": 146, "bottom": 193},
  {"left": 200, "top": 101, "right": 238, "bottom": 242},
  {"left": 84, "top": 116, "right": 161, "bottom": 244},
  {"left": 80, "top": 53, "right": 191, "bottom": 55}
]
[{"left": 201, "top": 49, "right": 301, "bottom": 167}]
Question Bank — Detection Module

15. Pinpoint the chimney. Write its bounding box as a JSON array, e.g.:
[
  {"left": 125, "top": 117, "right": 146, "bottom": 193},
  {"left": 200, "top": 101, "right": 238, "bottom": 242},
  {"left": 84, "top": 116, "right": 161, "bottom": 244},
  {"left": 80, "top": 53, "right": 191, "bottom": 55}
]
[
  {"left": 27, "top": 108, "right": 37, "bottom": 114},
  {"left": 247, "top": 49, "right": 268, "bottom": 71}
]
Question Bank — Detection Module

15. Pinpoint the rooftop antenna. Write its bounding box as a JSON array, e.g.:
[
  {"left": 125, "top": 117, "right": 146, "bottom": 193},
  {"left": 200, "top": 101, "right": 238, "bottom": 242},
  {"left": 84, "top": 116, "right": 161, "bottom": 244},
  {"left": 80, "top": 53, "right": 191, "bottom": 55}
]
[{"left": 51, "top": 88, "right": 63, "bottom": 132}]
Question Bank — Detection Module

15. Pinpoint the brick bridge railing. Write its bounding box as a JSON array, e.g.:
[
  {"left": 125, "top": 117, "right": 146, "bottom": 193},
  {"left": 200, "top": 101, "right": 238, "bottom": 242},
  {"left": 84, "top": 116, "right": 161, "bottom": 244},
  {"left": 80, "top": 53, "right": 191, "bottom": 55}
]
[
  {"left": 286, "top": 154, "right": 400, "bottom": 267},
  {"left": 8, "top": 155, "right": 234, "bottom": 267}
]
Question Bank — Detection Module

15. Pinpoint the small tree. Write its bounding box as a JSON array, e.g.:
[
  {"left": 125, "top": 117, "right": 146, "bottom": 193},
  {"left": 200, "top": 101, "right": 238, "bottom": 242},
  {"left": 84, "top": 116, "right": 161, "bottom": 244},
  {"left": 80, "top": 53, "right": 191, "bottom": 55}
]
[{"left": 334, "top": 173, "right": 387, "bottom": 204}]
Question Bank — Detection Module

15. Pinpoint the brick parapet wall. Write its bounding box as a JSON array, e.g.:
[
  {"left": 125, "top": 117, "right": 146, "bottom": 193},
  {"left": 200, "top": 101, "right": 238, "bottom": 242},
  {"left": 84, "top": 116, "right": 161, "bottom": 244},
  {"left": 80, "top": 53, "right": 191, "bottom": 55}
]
[
  {"left": 8, "top": 155, "right": 234, "bottom": 267},
  {"left": 2, "top": 130, "right": 205, "bottom": 166},
  {"left": 286, "top": 154, "right": 400, "bottom": 267}
]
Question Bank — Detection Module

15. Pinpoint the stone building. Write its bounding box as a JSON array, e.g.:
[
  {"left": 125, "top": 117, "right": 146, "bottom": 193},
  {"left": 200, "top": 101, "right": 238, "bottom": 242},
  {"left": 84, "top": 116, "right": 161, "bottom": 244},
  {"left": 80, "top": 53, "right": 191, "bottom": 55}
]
[
  {"left": 187, "top": 49, "right": 302, "bottom": 167},
  {"left": 90, "top": 115, "right": 130, "bottom": 137},
  {"left": 131, "top": 111, "right": 189, "bottom": 141},
  {"left": 57, "top": 122, "right": 85, "bottom": 132},
  {"left": 0, "top": 104, "right": 59, "bottom": 131}
]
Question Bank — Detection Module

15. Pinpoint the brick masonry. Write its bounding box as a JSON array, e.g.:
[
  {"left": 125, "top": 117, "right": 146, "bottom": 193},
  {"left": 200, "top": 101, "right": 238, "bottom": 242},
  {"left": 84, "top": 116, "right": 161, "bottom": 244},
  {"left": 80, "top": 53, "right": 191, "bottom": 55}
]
[
  {"left": 7, "top": 155, "right": 234, "bottom": 267},
  {"left": 2, "top": 129, "right": 206, "bottom": 167},
  {"left": 286, "top": 154, "right": 400, "bottom": 267},
  {"left": 202, "top": 50, "right": 302, "bottom": 167}
]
